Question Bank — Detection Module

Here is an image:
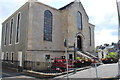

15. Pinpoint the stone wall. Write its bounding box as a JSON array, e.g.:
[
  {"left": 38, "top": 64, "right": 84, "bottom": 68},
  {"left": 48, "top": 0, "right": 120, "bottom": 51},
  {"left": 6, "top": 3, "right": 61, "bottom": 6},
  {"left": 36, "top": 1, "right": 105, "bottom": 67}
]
[
  {"left": 25, "top": 50, "right": 65, "bottom": 70},
  {"left": 27, "top": 2, "right": 64, "bottom": 51},
  {"left": 1, "top": 2, "right": 29, "bottom": 67}
]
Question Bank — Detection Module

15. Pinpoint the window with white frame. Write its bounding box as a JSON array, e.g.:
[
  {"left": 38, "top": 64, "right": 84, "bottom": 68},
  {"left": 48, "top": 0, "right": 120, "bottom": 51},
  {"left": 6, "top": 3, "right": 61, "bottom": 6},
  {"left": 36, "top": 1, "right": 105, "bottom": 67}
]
[
  {"left": 16, "top": 13, "right": 21, "bottom": 43},
  {"left": 6, "top": 52, "right": 8, "bottom": 61},
  {"left": 9, "top": 18, "right": 13, "bottom": 45},
  {"left": 4, "top": 23, "right": 8, "bottom": 45},
  {"left": 11, "top": 52, "right": 14, "bottom": 63},
  {"left": 44, "top": 10, "right": 52, "bottom": 41},
  {"left": 89, "top": 27, "right": 91, "bottom": 46},
  {"left": 77, "top": 11, "right": 82, "bottom": 30}
]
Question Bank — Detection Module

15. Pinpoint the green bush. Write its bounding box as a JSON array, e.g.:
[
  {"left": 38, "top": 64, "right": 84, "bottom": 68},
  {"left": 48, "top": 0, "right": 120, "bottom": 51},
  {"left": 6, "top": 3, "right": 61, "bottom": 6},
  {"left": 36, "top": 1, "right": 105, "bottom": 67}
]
[
  {"left": 76, "top": 57, "right": 80, "bottom": 60},
  {"left": 105, "top": 52, "right": 117, "bottom": 58}
]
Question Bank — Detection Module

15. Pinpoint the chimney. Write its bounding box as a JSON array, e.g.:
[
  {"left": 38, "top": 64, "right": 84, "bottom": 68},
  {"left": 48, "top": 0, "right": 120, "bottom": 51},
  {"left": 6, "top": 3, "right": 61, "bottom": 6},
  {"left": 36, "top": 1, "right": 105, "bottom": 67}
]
[
  {"left": 74, "top": 0, "right": 80, "bottom": 2},
  {"left": 28, "top": 0, "right": 38, "bottom": 2}
]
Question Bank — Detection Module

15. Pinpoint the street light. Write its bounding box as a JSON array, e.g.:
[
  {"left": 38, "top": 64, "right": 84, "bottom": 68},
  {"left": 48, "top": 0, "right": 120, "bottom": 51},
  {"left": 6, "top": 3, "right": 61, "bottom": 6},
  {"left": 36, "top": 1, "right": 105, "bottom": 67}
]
[
  {"left": 116, "top": 0, "right": 120, "bottom": 78},
  {"left": 64, "top": 39, "right": 69, "bottom": 79},
  {"left": 74, "top": 43, "right": 76, "bottom": 60}
]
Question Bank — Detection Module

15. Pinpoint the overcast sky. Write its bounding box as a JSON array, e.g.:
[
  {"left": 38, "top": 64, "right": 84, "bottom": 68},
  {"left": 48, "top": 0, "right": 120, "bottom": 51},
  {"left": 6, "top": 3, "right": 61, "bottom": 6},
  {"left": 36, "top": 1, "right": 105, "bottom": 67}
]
[{"left": 0, "top": 0, "right": 119, "bottom": 46}]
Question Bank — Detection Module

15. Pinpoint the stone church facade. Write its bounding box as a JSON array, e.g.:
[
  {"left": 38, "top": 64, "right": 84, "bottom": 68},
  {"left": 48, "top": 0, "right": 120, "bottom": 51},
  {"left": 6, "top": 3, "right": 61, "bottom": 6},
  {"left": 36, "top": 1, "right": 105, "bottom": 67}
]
[{"left": 1, "top": 0, "right": 95, "bottom": 70}]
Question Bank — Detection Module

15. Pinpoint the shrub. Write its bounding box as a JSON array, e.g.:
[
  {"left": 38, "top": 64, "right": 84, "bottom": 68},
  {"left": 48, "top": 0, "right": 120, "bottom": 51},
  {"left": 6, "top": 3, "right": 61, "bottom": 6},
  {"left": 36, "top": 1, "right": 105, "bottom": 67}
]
[{"left": 105, "top": 52, "right": 117, "bottom": 58}]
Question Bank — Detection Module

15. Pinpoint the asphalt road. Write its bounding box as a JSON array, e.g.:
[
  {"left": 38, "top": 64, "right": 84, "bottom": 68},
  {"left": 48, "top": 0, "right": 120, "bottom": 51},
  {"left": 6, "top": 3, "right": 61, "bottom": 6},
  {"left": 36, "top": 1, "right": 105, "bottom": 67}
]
[
  {"left": 55, "top": 63, "right": 120, "bottom": 78},
  {"left": 2, "top": 67, "right": 37, "bottom": 80},
  {"left": 1, "top": 62, "right": 120, "bottom": 79}
]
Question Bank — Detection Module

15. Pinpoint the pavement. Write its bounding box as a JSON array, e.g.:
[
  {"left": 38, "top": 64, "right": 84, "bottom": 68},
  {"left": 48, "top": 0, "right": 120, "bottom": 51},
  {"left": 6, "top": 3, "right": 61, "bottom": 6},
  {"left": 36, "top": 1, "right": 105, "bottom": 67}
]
[
  {"left": 1, "top": 65, "right": 91, "bottom": 79},
  {"left": 23, "top": 66, "right": 91, "bottom": 78},
  {"left": 55, "top": 63, "right": 120, "bottom": 79},
  {"left": 1, "top": 63, "right": 120, "bottom": 80},
  {"left": 2, "top": 67, "right": 37, "bottom": 80}
]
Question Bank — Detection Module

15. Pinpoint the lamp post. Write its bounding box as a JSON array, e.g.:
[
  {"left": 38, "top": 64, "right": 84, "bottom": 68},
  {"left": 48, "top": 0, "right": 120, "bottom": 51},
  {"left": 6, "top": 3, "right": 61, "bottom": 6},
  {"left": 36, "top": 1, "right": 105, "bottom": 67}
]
[
  {"left": 64, "top": 39, "right": 69, "bottom": 79},
  {"left": 74, "top": 43, "right": 76, "bottom": 60},
  {"left": 94, "top": 59, "right": 98, "bottom": 78},
  {"left": 116, "top": 0, "right": 120, "bottom": 78},
  {"left": 117, "top": 40, "right": 120, "bottom": 78}
]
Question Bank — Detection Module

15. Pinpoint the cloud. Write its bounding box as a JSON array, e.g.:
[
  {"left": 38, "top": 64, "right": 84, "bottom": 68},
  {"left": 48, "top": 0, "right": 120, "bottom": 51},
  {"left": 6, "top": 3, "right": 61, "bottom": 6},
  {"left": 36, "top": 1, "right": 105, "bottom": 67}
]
[
  {"left": 80, "top": 0, "right": 117, "bottom": 25},
  {"left": 80, "top": 0, "right": 118, "bottom": 46},
  {"left": 0, "top": 0, "right": 27, "bottom": 20},
  {"left": 95, "top": 29, "right": 118, "bottom": 46},
  {"left": 0, "top": 19, "right": 3, "bottom": 43},
  {"left": 0, "top": 0, "right": 56, "bottom": 20},
  {"left": 49, "top": 0, "right": 74, "bottom": 8},
  {"left": 38, "top": 0, "right": 54, "bottom": 5}
]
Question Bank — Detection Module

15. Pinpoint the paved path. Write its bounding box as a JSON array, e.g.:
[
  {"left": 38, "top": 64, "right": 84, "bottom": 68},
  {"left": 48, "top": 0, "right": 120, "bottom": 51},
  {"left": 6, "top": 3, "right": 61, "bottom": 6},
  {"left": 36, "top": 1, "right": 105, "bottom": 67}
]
[{"left": 55, "top": 63, "right": 119, "bottom": 78}]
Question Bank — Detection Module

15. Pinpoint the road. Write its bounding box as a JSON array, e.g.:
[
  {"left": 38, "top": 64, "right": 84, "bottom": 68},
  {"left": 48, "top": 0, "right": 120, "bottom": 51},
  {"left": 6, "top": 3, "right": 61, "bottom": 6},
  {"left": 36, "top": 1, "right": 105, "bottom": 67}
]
[
  {"left": 55, "top": 63, "right": 120, "bottom": 78},
  {"left": 1, "top": 63, "right": 120, "bottom": 79},
  {"left": 2, "top": 67, "right": 38, "bottom": 80}
]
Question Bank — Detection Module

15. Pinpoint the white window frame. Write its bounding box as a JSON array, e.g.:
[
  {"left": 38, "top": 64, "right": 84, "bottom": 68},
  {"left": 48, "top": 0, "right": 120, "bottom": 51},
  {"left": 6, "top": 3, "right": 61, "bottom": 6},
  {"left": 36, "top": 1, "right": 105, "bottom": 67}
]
[
  {"left": 4, "top": 23, "right": 8, "bottom": 46},
  {"left": 89, "top": 26, "right": 92, "bottom": 46},
  {"left": 44, "top": 10, "right": 52, "bottom": 42},
  {"left": 77, "top": 11, "right": 82, "bottom": 30},
  {"left": 6, "top": 52, "right": 9, "bottom": 63},
  {"left": 3, "top": 24, "right": 6, "bottom": 46},
  {"left": 9, "top": 18, "right": 14, "bottom": 45},
  {"left": 15, "top": 12, "right": 21, "bottom": 44},
  {"left": 11, "top": 52, "right": 14, "bottom": 64}
]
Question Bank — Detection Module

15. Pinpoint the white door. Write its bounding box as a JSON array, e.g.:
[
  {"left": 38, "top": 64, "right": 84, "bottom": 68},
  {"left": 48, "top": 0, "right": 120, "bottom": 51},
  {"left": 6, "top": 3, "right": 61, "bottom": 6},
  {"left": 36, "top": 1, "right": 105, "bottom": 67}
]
[
  {"left": 18, "top": 52, "right": 22, "bottom": 66},
  {"left": 1, "top": 52, "right": 4, "bottom": 60}
]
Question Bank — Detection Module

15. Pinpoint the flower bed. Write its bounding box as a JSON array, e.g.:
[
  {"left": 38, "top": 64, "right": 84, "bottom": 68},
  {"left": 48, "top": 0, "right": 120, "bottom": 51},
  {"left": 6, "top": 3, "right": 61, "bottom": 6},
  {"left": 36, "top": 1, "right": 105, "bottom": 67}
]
[
  {"left": 102, "top": 58, "right": 118, "bottom": 64},
  {"left": 73, "top": 59, "right": 92, "bottom": 68}
]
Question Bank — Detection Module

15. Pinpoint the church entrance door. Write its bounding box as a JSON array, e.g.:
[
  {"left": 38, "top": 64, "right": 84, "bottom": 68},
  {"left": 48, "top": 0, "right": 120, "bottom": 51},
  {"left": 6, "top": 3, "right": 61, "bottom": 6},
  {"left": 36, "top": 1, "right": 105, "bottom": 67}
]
[{"left": 77, "top": 36, "right": 82, "bottom": 51}]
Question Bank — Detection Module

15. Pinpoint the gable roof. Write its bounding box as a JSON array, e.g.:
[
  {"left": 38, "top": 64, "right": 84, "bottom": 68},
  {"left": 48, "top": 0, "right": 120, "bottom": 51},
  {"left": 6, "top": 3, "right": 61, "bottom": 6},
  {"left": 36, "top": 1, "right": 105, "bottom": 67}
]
[
  {"left": 35, "top": 2, "right": 59, "bottom": 11},
  {"left": 78, "top": 2, "right": 89, "bottom": 19},
  {"left": 59, "top": 2, "right": 74, "bottom": 10},
  {"left": 59, "top": 1, "right": 89, "bottom": 19}
]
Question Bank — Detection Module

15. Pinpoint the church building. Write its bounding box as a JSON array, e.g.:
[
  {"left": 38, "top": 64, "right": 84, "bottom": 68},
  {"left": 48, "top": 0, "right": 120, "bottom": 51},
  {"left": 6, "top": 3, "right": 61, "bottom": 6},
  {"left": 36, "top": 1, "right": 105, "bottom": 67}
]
[{"left": 1, "top": 0, "right": 95, "bottom": 70}]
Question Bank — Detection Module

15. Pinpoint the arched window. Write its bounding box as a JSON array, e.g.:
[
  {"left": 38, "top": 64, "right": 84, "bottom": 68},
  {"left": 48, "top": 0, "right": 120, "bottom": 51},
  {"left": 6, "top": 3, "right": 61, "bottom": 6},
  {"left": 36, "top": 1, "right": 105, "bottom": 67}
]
[
  {"left": 77, "top": 11, "right": 82, "bottom": 30},
  {"left": 44, "top": 10, "right": 52, "bottom": 41},
  {"left": 16, "top": 12, "right": 21, "bottom": 43},
  {"left": 6, "top": 53, "right": 8, "bottom": 61},
  {"left": 4, "top": 23, "right": 8, "bottom": 45},
  {"left": 89, "top": 27, "right": 91, "bottom": 46},
  {"left": 9, "top": 18, "right": 13, "bottom": 45},
  {"left": 11, "top": 53, "right": 14, "bottom": 63}
]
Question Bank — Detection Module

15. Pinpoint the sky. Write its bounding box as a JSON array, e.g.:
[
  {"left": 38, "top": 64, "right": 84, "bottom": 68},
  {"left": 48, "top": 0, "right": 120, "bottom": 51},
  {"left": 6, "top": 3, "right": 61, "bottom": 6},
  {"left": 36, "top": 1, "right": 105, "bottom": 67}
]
[{"left": 0, "top": 0, "right": 119, "bottom": 47}]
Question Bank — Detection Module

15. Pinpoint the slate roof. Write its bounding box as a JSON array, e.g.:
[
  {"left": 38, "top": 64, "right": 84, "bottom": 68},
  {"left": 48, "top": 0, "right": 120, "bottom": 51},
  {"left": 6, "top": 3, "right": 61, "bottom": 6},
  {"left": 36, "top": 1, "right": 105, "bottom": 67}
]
[{"left": 59, "top": 2, "right": 74, "bottom": 10}]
